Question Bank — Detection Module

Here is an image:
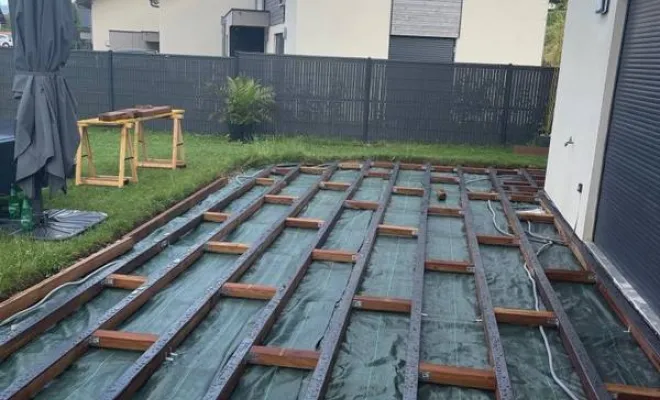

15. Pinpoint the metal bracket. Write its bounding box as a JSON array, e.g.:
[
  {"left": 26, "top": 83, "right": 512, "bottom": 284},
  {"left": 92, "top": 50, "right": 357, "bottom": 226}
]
[
  {"left": 352, "top": 300, "right": 362, "bottom": 308},
  {"left": 420, "top": 371, "right": 430, "bottom": 381}
]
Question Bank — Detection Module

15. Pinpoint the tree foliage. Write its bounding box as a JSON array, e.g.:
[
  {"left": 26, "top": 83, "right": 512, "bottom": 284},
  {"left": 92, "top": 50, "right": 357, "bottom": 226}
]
[{"left": 543, "top": 0, "right": 568, "bottom": 66}]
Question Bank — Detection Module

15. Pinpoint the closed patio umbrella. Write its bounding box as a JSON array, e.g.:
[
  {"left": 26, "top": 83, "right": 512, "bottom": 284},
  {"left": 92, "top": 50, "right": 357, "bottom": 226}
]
[{"left": 10, "top": 0, "right": 78, "bottom": 201}]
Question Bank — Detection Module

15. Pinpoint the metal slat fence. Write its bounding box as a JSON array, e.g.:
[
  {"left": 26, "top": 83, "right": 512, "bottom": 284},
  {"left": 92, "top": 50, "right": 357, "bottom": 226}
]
[{"left": 0, "top": 49, "right": 557, "bottom": 145}]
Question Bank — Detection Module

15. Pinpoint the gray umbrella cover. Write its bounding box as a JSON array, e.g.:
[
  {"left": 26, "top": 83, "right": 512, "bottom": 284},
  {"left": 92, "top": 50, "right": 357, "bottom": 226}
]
[{"left": 10, "top": 0, "right": 79, "bottom": 199}]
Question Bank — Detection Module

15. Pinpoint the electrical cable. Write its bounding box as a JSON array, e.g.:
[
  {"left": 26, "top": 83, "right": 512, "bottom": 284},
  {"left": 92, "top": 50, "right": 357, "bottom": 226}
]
[{"left": 486, "top": 200, "right": 581, "bottom": 400}]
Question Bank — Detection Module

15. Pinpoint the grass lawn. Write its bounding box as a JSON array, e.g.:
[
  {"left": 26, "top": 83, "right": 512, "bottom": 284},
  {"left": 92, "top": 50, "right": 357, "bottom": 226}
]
[{"left": 0, "top": 130, "right": 547, "bottom": 299}]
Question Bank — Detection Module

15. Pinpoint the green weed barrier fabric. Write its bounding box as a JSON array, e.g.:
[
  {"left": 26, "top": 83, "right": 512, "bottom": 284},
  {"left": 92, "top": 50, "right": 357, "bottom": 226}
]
[
  {"left": 426, "top": 216, "right": 468, "bottom": 262},
  {"left": 419, "top": 384, "right": 495, "bottom": 400},
  {"left": 231, "top": 366, "right": 310, "bottom": 399}
]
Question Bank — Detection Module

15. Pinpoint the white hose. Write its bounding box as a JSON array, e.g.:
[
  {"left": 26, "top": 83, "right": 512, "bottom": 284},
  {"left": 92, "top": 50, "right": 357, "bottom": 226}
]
[
  {"left": 0, "top": 260, "right": 119, "bottom": 329},
  {"left": 486, "top": 200, "right": 581, "bottom": 400}
]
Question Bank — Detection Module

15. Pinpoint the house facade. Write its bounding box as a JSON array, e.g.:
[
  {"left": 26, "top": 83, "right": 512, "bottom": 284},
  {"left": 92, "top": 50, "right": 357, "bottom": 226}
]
[
  {"left": 78, "top": 0, "right": 548, "bottom": 66},
  {"left": 546, "top": 0, "right": 660, "bottom": 320}
]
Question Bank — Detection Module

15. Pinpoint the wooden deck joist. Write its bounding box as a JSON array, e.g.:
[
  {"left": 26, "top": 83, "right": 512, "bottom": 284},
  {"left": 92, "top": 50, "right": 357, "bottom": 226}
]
[
  {"left": 468, "top": 191, "right": 499, "bottom": 201},
  {"left": 605, "top": 383, "right": 660, "bottom": 399},
  {"left": 255, "top": 177, "right": 276, "bottom": 186},
  {"left": 97, "top": 164, "right": 337, "bottom": 400},
  {"left": 377, "top": 224, "right": 418, "bottom": 237},
  {"left": 104, "top": 274, "right": 147, "bottom": 290},
  {"left": 352, "top": 295, "right": 412, "bottom": 314},
  {"left": 477, "top": 234, "right": 519, "bottom": 247},
  {"left": 425, "top": 259, "right": 474, "bottom": 274},
  {"left": 400, "top": 163, "right": 426, "bottom": 170},
  {"left": 431, "top": 165, "right": 455, "bottom": 173},
  {"left": 272, "top": 166, "right": 293, "bottom": 175},
  {"left": 516, "top": 211, "right": 554, "bottom": 224},
  {"left": 264, "top": 194, "right": 298, "bottom": 205},
  {"left": 418, "top": 363, "right": 496, "bottom": 391},
  {"left": 338, "top": 162, "right": 362, "bottom": 170},
  {"left": 91, "top": 330, "right": 158, "bottom": 352},
  {"left": 457, "top": 167, "right": 513, "bottom": 399},
  {"left": 509, "top": 193, "right": 538, "bottom": 203},
  {"left": 367, "top": 170, "right": 391, "bottom": 179},
  {"left": 494, "top": 307, "right": 558, "bottom": 327},
  {"left": 303, "top": 163, "right": 401, "bottom": 399},
  {"left": 203, "top": 211, "right": 230, "bottom": 223},
  {"left": 545, "top": 268, "right": 596, "bottom": 284},
  {"left": 220, "top": 282, "right": 277, "bottom": 300},
  {"left": 0, "top": 166, "right": 296, "bottom": 397},
  {"left": 393, "top": 186, "right": 425, "bottom": 196},
  {"left": 248, "top": 346, "right": 320, "bottom": 370},
  {"left": 402, "top": 164, "right": 432, "bottom": 399},
  {"left": 0, "top": 167, "right": 274, "bottom": 364},
  {"left": 461, "top": 167, "right": 489, "bottom": 175},
  {"left": 300, "top": 166, "right": 328, "bottom": 175},
  {"left": 372, "top": 161, "right": 394, "bottom": 168},
  {"left": 285, "top": 217, "right": 325, "bottom": 229},
  {"left": 197, "top": 163, "right": 373, "bottom": 399},
  {"left": 344, "top": 199, "right": 379, "bottom": 210},
  {"left": 311, "top": 249, "right": 358, "bottom": 263},
  {"left": 205, "top": 242, "right": 249, "bottom": 254},
  {"left": 504, "top": 185, "right": 539, "bottom": 194},
  {"left": 489, "top": 170, "right": 611, "bottom": 399},
  {"left": 428, "top": 206, "right": 462, "bottom": 217},
  {"left": 320, "top": 181, "right": 351, "bottom": 191},
  {"left": 431, "top": 175, "right": 459, "bottom": 184}
]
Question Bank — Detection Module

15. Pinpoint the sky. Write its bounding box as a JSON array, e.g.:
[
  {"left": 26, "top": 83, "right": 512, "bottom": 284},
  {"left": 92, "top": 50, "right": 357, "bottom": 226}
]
[{"left": 0, "top": 1, "right": 8, "bottom": 14}]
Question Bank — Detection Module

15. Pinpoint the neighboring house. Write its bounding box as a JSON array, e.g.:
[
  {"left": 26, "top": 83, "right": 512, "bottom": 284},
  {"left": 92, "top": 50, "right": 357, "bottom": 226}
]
[
  {"left": 77, "top": 0, "right": 549, "bottom": 65},
  {"left": 546, "top": 0, "right": 660, "bottom": 318}
]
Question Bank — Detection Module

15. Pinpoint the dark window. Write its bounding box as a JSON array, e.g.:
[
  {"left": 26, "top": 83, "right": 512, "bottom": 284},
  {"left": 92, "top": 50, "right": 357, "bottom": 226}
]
[{"left": 275, "top": 33, "right": 284, "bottom": 55}]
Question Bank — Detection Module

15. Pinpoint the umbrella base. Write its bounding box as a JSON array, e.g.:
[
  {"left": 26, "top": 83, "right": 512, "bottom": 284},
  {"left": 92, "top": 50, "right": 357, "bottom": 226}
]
[{"left": 0, "top": 209, "right": 107, "bottom": 241}]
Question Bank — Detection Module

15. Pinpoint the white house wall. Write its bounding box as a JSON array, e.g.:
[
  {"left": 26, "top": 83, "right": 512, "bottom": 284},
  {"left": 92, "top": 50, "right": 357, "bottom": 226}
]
[
  {"left": 91, "top": 0, "right": 159, "bottom": 51},
  {"left": 293, "top": 0, "right": 392, "bottom": 58},
  {"left": 545, "top": 0, "right": 628, "bottom": 240},
  {"left": 455, "top": 0, "right": 548, "bottom": 66}
]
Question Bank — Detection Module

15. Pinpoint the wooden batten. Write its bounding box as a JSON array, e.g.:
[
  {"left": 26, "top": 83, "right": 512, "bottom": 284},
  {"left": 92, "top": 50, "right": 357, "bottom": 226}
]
[
  {"left": 425, "top": 260, "right": 474, "bottom": 274},
  {"left": 205, "top": 242, "right": 250, "bottom": 254},
  {"left": 264, "top": 194, "right": 298, "bottom": 205},
  {"left": 431, "top": 165, "right": 455, "bottom": 173},
  {"left": 496, "top": 168, "right": 520, "bottom": 175},
  {"left": 494, "top": 307, "right": 558, "bottom": 327},
  {"left": 431, "top": 175, "right": 459, "bottom": 184},
  {"left": 352, "top": 295, "right": 412, "bottom": 313},
  {"left": 477, "top": 235, "right": 519, "bottom": 247},
  {"left": 468, "top": 191, "right": 499, "bottom": 201},
  {"left": 255, "top": 177, "right": 276, "bottom": 186},
  {"left": 367, "top": 170, "right": 391, "bottom": 179},
  {"left": 344, "top": 200, "right": 380, "bottom": 210},
  {"left": 285, "top": 217, "right": 325, "bottom": 229},
  {"left": 605, "top": 383, "right": 660, "bottom": 399},
  {"left": 338, "top": 162, "right": 362, "bottom": 170},
  {"left": 272, "top": 167, "right": 293, "bottom": 175},
  {"left": 392, "top": 186, "right": 425, "bottom": 196},
  {"left": 377, "top": 224, "right": 419, "bottom": 238},
  {"left": 428, "top": 206, "right": 462, "bottom": 217},
  {"left": 461, "top": 167, "right": 489, "bottom": 174},
  {"left": 501, "top": 180, "right": 532, "bottom": 187},
  {"left": 400, "top": 163, "right": 425, "bottom": 170},
  {"left": 203, "top": 212, "right": 230, "bottom": 223},
  {"left": 509, "top": 193, "right": 537, "bottom": 203},
  {"left": 372, "top": 161, "right": 394, "bottom": 168},
  {"left": 220, "top": 283, "right": 277, "bottom": 300},
  {"left": 91, "top": 330, "right": 158, "bottom": 352},
  {"left": 312, "top": 249, "right": 358, "bottom": 263},
  {"left": 505, "top": 186, "right": 538, "bottom": 195},
  {"left": 320, "top": 181, "right": 351, "bottom": 191},
  {"left": 418, "top": 363, "right": 496, "bottom": 391},
  {"left": 545, "top": 268, "right": 596, "bottom": 284},
  {"left": 300, "top": 166, "right": 327, "bottom": 175},
  {"left": 248, "top": 346, "right": 320, "bottom": 370},
  {"left": 436, "top": 190, "right": 447, "bottom": 200},
  {"left": 516, "top": 211, "right": 554, "bottom": 224},
  {"left": 104, "top": 274, "right": 147, "bottom": 290}
]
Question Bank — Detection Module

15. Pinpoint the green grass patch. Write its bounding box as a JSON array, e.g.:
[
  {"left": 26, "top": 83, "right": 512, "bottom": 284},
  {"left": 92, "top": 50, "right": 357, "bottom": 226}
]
[{"left": 0, "top": 131, "right": 546, "bottom": 299}]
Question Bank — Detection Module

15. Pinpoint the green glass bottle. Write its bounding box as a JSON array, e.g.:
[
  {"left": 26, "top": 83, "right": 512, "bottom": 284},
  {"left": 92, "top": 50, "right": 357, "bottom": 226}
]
[
  {"left": 8, "top": 185, "right": 21, "bottom": 219},
  {"left": 20, "top": 198, "right": 34, "bottom": 231}
]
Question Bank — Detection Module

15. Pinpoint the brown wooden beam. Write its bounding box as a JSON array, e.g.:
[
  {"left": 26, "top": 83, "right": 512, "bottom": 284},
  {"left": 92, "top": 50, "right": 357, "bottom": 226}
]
[
  {"left": 300, "top": 166, "right": 327, "bottom": 175},
  {"left": 418, "top": 363, "right": 496, "bottom": 391},
  {"left": 344, "top": 199, "right": 379, "bottom": 210},
  {"left": 468, "top": 191, "right": 499, "bottom": 201},
  {"left": 400, "top": 163, "right": 426, "bottom": 170},
  {"left": 205, "top": 242, "right": 249, "bottom": 254},
  {"left": 432, "top": 165, "right": 455, "bottom": 173},
  {"left": 393, "top": 186, "right": 425, "bottom": 196},
  {"left": 220, "top": 283, "right": 277, "bottom": 300},
  {"left": 477, "top": 235, "right": 519, "bottom": 247},
  {"left": 606, "top": 383, "right": 660, "bottom": 399},
  {"left": 352, "top": 295, "right": 411, "bottom": 313},
  {"left": 377, "top": 224, "right": 418, "bottom": 237},
  {"left": 264, "top": 194, "right": 298, "bottom": 205},
  {"left": 509, "top": 193, "right": 537, "bottom": 203},
  {"left": 320, "top": 181, "right": 351, "bottom": 191},
  {"left": 338, "top": 162, "right": 362, "bottom": 170},
  {"left": 367, "top": 170, "right": 391, "bottom": 179},
  {"left": 428, "top": 206, "right": 462, "bottom": 217},
  {"left": 311, "top": 249, "right": 358, "bottom": 263},
  {"left": 372, "top": 161, "right": 394, "bottom": 168},
  {"left": 517, "top": 211, "right": 554, "bottom": 224},
  {"left": 425, "top": 260, "right": 474, "bottom": 274},
  {"left": 203, "top": 211, "right": 230, "bottom": 223},
  {"left": 461, "top": 167, "right": 489, "bottom": 174},
  {"left": 494, "top": 307, "right": 558, "bottom": 327},
  {"left": 272, "top": 166, "right": 293, "bottom": 175},
  {"left": 91, "top": 330, "right": 158, "bottom": 352},
  {"left": 545, "top": 269, "right": 596, "bottom": 284},
  {"left": 248, "top": 346, "right": 320, "bottom": 370},
  {"left": 431, "top": 175, "right": 459, "bottom": 184},
  {"left": 255, "top": 177, "right": 276, "bottom": 186},
  {"left": 285, "top": 217, "right": 325, "bottom": 229},
  {"left": 502, "top": 180, "right": 533, "bottom": 187},
  {"left": 104, "top": 274, "right": 147, "bottom": 290}
]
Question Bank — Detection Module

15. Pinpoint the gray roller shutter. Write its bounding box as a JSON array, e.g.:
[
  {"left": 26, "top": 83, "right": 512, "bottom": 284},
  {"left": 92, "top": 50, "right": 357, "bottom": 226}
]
[
  {"left": 388, "top": 36, "right": 455, "bottom": 63},
  {"left": 594, "top": 0, "right": 660, "bottom": 313}
]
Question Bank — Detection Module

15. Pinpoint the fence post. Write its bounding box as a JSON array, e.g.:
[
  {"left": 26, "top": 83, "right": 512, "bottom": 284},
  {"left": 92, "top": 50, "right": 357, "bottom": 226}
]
[
  {"left": 362, "top": 57, "right": 373, "bottom": 142},
  {"left": 500, "top": 64, "right": 513, "bottom": 144},
  {"left": 107, "top": 50, "right": 115, "bottom": 110}
]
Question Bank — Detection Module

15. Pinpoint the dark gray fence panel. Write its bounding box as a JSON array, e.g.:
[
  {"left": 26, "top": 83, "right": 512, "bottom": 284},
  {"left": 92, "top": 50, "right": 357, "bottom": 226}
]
[
  {"left": 0, "top": 48, "right": 16, "bottom": 122},
  {"left": 63, "top": 51, "right": 111, "bottom": 119}
]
